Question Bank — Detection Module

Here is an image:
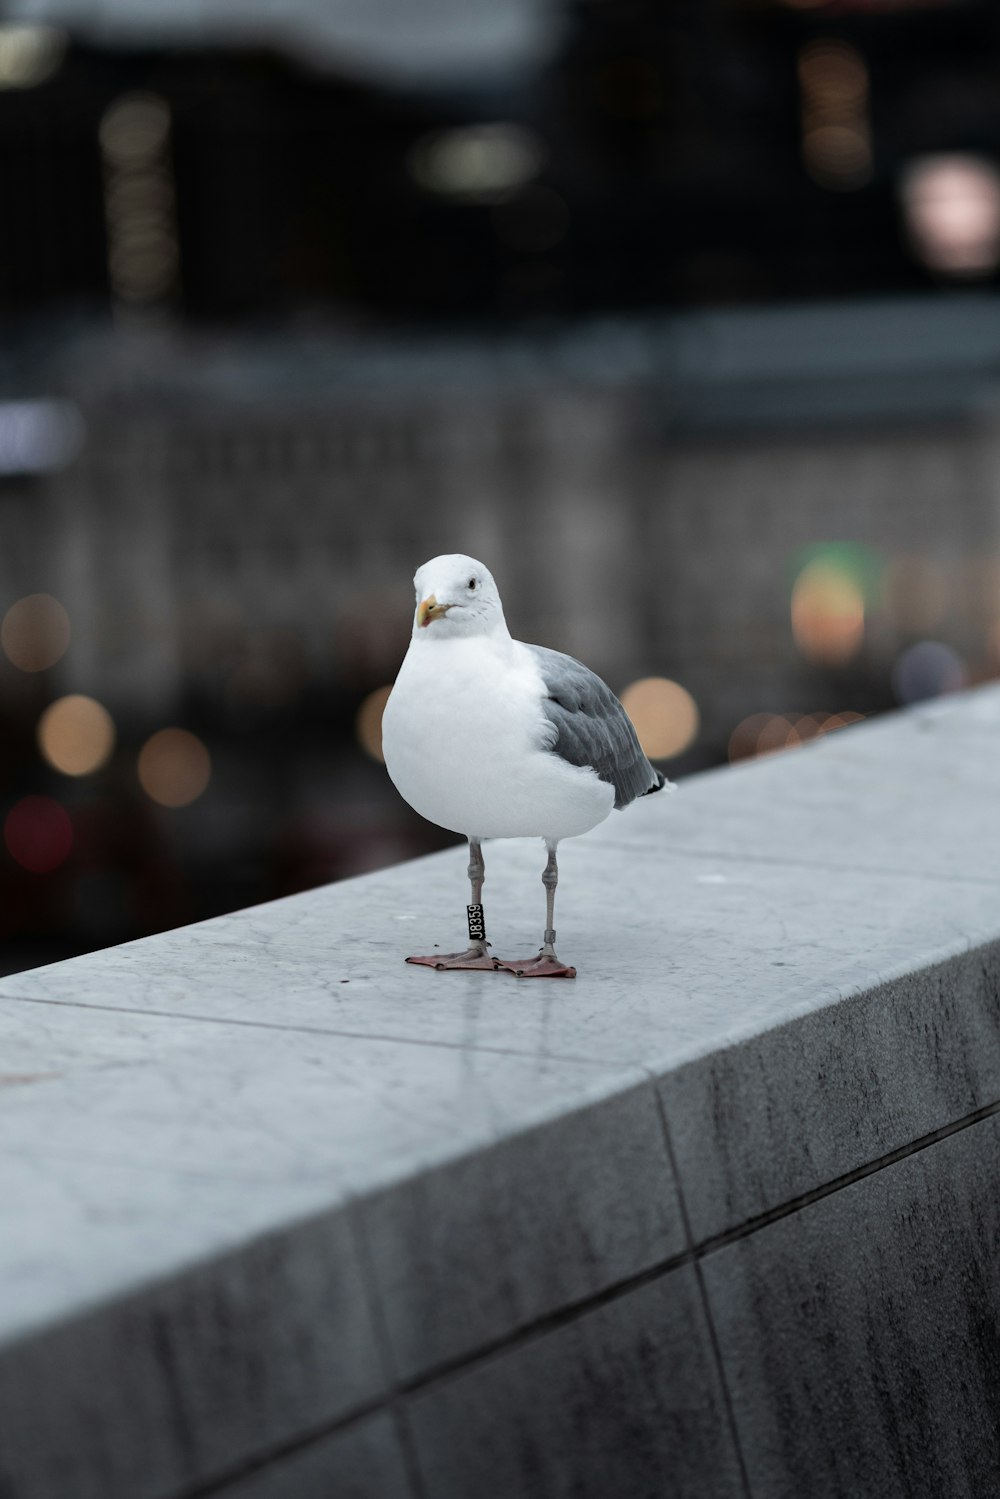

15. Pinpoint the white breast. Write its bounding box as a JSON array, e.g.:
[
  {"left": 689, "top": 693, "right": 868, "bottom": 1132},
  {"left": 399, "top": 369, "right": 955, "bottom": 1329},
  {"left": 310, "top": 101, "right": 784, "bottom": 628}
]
[{"left": 381, "top": 634, "right": 614, "bottom": 841}]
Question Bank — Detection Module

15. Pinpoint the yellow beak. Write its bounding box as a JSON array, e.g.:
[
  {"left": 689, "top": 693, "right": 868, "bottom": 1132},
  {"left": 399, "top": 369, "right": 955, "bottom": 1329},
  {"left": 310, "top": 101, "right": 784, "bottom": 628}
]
[{"left": 417, "top": 594, "right": 450, "bottom": 628}]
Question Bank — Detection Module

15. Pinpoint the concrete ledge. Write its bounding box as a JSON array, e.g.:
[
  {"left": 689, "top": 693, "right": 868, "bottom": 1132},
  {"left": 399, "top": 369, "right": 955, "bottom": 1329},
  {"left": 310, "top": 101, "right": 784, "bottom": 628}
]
[{"left": 3, "top": 688, "right": 1000, "bottom": 1497}]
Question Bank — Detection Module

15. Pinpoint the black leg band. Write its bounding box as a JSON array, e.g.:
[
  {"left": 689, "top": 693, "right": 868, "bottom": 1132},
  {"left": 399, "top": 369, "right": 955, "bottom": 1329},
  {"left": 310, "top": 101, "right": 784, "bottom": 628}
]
[{"left": 467, "top": 904, "right": 486, "bottom": 942}]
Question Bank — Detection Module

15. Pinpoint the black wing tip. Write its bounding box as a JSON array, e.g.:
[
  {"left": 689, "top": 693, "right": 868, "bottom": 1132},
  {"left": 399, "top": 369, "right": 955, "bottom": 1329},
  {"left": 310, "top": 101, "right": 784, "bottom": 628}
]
[{"left": 614, "top": 766, "right": 667, "bottom": 810}]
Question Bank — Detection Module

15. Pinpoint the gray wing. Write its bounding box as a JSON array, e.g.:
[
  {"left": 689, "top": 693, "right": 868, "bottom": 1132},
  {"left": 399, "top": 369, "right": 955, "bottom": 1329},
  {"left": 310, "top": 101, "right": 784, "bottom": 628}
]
[{"left": 526, "top": 643, "right": 664, "bottom": 810}]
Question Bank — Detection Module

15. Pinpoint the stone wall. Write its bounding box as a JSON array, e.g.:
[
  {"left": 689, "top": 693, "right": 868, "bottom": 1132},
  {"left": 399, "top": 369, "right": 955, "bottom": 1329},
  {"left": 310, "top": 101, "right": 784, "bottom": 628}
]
[{"left": 2, "top": 685, "right": 1000, "bottom": 1496}]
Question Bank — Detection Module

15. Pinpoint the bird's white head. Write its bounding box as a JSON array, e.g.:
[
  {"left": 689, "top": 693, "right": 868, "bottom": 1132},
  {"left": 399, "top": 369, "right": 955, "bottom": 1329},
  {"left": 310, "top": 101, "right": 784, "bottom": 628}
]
[{"left": 411, "top": 554, "right": 508, "bottom": 640}]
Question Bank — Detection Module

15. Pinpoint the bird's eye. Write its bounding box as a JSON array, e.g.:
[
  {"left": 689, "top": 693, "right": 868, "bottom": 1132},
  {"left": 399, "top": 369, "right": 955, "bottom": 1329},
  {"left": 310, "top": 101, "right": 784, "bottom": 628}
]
[{"left": 468, "top": 577, "right": 477, "bottom": 590}]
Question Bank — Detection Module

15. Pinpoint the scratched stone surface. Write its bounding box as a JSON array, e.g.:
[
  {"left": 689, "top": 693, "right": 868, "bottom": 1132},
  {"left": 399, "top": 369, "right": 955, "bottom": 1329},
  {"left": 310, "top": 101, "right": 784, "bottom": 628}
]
[{"left": 702, "top": 1113, "right": 1000, "bottom": 1499}]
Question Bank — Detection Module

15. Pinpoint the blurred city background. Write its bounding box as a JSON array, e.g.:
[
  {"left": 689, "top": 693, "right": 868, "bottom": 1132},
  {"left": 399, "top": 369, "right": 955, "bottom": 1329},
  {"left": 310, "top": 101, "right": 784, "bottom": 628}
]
[{"left": 2, "top": 0, "right": 1000, "bottom": 974}]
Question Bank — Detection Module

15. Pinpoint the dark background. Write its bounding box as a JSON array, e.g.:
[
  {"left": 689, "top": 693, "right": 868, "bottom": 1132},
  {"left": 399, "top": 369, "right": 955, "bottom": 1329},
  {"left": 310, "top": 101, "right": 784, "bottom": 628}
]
[{"left": 2, "top": 0, "right": 1000, "bottom": 974}]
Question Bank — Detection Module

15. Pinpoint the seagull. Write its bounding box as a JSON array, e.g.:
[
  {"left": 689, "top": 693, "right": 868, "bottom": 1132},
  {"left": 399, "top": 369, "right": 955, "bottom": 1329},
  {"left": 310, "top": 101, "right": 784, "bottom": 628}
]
[{"left": 381, "top": 554, "right": 672, "bottom": 978}]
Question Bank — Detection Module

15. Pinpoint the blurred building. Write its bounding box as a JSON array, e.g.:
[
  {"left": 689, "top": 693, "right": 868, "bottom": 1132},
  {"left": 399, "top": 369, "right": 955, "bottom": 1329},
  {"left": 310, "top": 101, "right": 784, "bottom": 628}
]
[
  {"left": 5, "top": 298, "right": 1000, "bottom": 762},
  {"left": 2, "top": 0, "right": 1000, "bottom": 970},
  {"left": 1, "top": 2, "right": 1000, "bottom": 323}
]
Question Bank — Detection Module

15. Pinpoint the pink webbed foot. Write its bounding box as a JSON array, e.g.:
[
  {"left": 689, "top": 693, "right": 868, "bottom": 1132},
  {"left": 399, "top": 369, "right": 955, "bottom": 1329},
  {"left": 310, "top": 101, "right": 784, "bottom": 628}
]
[
  {"left": 406, "top": 946, "right": 499, "bottom": 972},
  {"left": 494, "top": 952, "right": 577, "bottom": 979}
]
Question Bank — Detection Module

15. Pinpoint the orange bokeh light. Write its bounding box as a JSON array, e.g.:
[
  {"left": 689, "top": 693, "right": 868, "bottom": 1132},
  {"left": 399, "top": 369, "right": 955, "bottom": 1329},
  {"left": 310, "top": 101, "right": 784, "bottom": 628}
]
[
  {"left": 138, "top": 728, "right": 211, "bottom": 807},
  {"left": 791, "top": 561, "right": 865, "bottom": 666},
  {"left": 38, "top": 694, "right": 115, "bottom": 776},
  {"left": 355, "top": 686, "right": 393, "bottom": 764},
  {"left": 619, "top": 677, "right": 699, "bottom": 760},
  {"left": 1, "top": 593, "right": 70, "bottom": 672}
]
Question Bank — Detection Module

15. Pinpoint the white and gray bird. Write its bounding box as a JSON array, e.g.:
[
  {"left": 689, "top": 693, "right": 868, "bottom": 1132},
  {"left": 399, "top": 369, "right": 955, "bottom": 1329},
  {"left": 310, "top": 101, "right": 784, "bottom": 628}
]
[{"left": 381, "top": 554, "right": 672, "bottom": 977}]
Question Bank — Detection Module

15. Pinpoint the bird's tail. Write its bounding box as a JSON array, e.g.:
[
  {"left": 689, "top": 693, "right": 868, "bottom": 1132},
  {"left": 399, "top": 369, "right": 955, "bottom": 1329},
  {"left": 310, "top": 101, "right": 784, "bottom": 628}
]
[{"left": 643, "top": 769, "right": 676, "bottom": 796}]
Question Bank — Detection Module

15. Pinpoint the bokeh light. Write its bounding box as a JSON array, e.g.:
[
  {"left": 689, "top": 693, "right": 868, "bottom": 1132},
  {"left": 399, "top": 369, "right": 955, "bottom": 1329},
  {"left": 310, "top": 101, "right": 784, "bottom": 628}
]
[
  {"left": 100, "top": 91, "right": 171, "bottom": 165},
  {"left": 1, "top": 594, "right": 71, "bottom": 672},
  {"left": 804, "top": 124, "right": 872, "bottom": 189},
  {"left": 798, "top": 42, "right": 868, "bottom": 115},
  {"left": 891, "top": 640, "right": 966, "bottom": 704},
  {"left": 4, "top": 796, "right": 73, "bottom": 873},
  {"left": 356, "top": 685, "right": 393, "bottom": 764},
  {"left": 0, "top": 25, "right": 66, "bottom": 89},
  {"left": 38, "top": 695, "right": 116, "bottom": 776},
  {"left": 619, "top": 677, "right": 699, "bottom": 759},
  {"left": 791, "top": 559, "right": 866, "bottom": 666},
  {"left": 408, "top": 124, "right": 545, "bottom": 202},
  {"left": 730, "top": 709, "right": 865, "bottom": 762},
  {"left": 799, "top": 40, "right": 872, "bottom": 191},
  {"left": 756, "top": 714, "right": 802, "bottom": 756},
  {"left": 901, "top": 154, "right": 1000, "bottom": 277},
  {"left": 0, "top": 400, "right": 84, "bottom": 475},
  {"left": 730, "top": 713, "right": 762, "bottom": 762},
  {"left": 792, "top": 713, "right": 822, "bottom": 743},
  {"left": 138, "top": 728, "right": 211, "bottom": 807},
  {"left": 791, "top": 548, "right": 881, "bottom": 665},
  {"left": 100, "top": 93, "right": 180, "bottom": 307},
  {"left": 818, "top": 711, "right": 866, "bottom": 734},
  {"left": 729, "top": 713, "right": 783, "bottom": 762}
]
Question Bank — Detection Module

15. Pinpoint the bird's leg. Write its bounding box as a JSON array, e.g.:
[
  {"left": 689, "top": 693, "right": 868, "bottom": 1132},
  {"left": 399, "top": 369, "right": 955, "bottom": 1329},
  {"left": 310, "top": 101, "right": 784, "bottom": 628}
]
[
  {"left": 405, "top": 837, "right": 499, "bottom": 971},
  {"left": 541, "top": 843, "right": 558, "bottom": 956},
  {"left": 495, "top": 841, "right": 576, "bottom": 979}
]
